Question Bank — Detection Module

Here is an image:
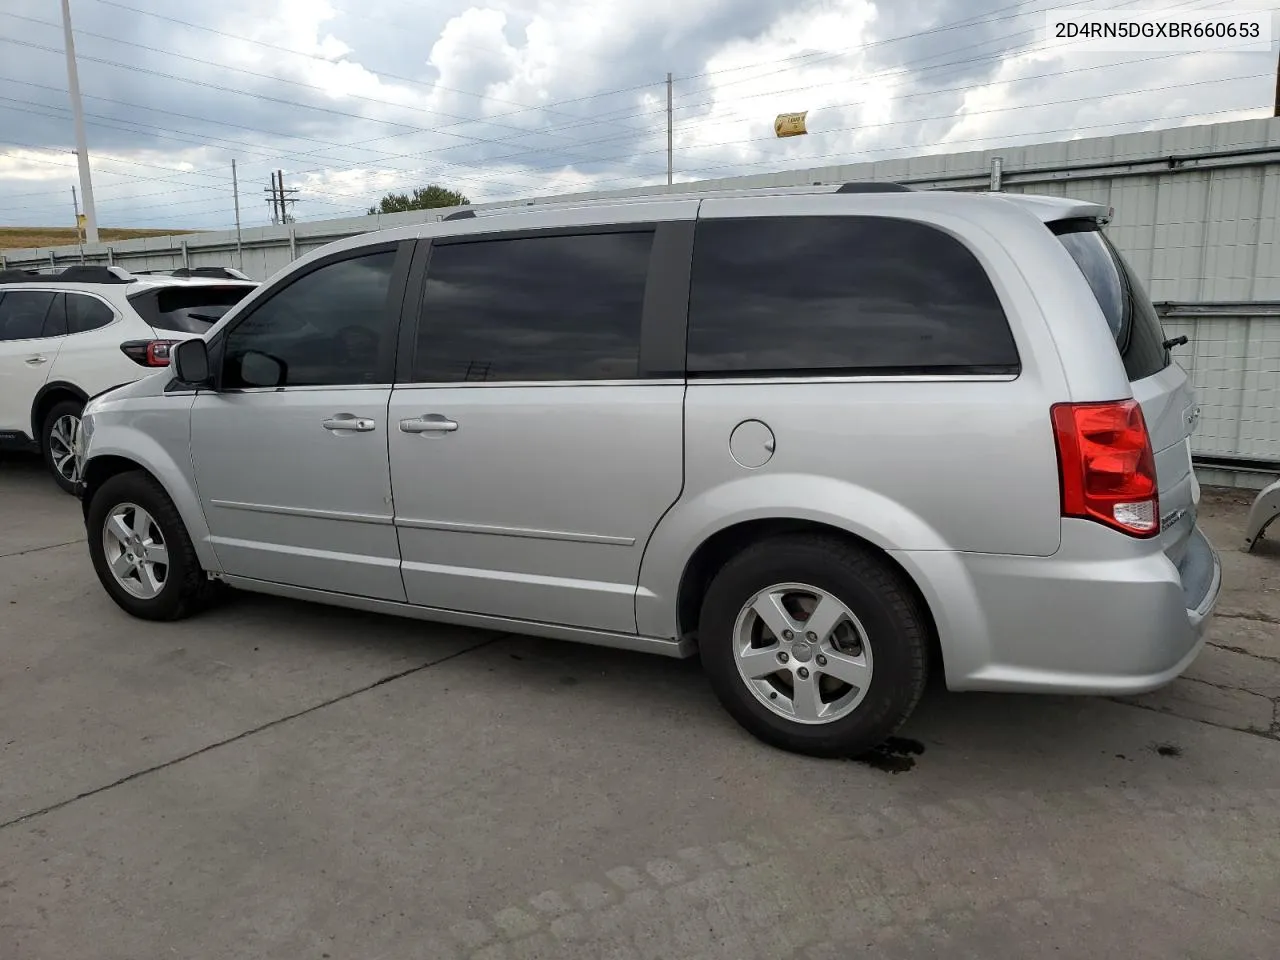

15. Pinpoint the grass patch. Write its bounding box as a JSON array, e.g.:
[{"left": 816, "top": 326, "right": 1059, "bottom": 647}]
[{"left": 0, "top": 227, "right": 200, "bottom": 250}]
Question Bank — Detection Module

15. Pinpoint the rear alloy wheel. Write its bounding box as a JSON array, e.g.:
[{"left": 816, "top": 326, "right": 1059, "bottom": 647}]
[
  {"left": 698, "top": 534, "right": 929, "bottom": 758},
  {"left": 731, "top": 582, "right": 875, "bottom": 725},
  {"left": 41, "top": 399, "right": 84, "bottom": 494}
]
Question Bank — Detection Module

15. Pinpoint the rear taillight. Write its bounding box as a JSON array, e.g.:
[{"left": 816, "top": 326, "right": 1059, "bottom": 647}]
[
  {"left": 1051, "top": 399, "right": 1159, "bottom": 537},
  {"left": 120, "top": 339, "right": 178, "bottom": 367}
]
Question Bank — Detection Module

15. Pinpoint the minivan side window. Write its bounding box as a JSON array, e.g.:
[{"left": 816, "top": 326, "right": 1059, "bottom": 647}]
[
  {"left": 411, "top": 230, "right": 653, "bottom": 383},
  {"left": 686, "top": 216, "right": 1019, "bottom": 376},
  {"left": 221, "top": 249, "right": 398, "bottom": 389},
  {"left": 0, "top": 291, "right": 58, "bottom": 342}
]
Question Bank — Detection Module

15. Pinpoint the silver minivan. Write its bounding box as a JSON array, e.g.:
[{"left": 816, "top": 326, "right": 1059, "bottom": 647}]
[{"left": 75, "top": 183, "right": 1221, "bottom": 757}]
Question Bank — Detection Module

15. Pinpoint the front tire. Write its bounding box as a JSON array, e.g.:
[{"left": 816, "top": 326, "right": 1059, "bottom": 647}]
[
  {"left": 41, "top": 398, "right": 83, "bottom": 495},
  {"left": 698, "top": 534, "right": 929, "bottom": 758},
  {"left": 87, "top": 470, "right": 221, "bottom": 621}
]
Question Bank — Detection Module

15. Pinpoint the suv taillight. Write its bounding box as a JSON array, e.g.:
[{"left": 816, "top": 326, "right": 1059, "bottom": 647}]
[
  {"left": 1051, "top": 399, "right": 1159, "bottom": 537},
  {"left": 120, "top": 339, "right": 178, "bottom": 367}
]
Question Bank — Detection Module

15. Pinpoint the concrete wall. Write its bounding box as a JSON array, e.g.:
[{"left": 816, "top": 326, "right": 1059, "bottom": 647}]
[{"left": 5, "top": 117, "right": 1280, "bottom": 483}]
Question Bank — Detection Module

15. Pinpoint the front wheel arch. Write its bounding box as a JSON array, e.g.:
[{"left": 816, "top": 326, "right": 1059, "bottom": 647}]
[{"left": 81, "top": 455, "right": 155, "bottom": 522}]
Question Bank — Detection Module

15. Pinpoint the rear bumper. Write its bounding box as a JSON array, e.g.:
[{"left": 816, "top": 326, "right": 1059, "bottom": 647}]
[{"left": 897, "top": 519, "right": 1221, "bottom": 695}]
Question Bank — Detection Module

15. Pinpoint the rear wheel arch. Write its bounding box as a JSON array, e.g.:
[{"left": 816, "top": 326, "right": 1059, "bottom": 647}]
[
  {"left": 30, "top": 381, "right": 89, "bottom": 441},
  {"left": 676, "top": 517, "right": 942, "bottom": 669}
]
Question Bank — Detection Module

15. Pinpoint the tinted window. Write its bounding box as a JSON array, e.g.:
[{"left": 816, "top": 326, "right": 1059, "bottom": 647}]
[
  {"left": 65, "top": 294, "right": 115, "bottom": 334},
  {"left": 222, "top": 250, "right": 397, "bottom": 389},
  {"left": 42, "top": 293, "right": 68, "bottom": 337},
  {"left": 0, "top": 291, "right": 57, "bottom": 342},
  {"left": 130, "top": 284, "right": 255, "bottom": 334},
  {"left": 687, "top": 216, "right": 1018, "bottom": 375},
  {"left": 1053, "top": 221, "right": 1169, "bottom": 382},
  {"left": 412, "top": 231, "right": 652, "bottom": 383}
]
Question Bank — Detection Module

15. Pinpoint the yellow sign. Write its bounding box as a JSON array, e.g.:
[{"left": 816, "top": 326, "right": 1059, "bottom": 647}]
[
  {"left": 76, "top": 213, "right": 86, "bottom": 228},
  {"left": 774, "top": 111, "right": 808, "bottom": 138}
]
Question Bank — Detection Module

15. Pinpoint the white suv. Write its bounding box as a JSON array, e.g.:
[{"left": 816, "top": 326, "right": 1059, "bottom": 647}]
[{"left": 0, "top": 265, "right": 257, "bottom": 492}]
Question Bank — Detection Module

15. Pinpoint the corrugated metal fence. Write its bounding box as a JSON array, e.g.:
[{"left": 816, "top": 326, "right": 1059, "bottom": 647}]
[{"left": 5, "top": 117, "right": 1280, "bottom": 484}]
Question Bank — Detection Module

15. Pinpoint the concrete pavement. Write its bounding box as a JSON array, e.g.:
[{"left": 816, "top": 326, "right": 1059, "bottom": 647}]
[{"left": 2, "top": 455, "right": 1278, "bottom": 959}]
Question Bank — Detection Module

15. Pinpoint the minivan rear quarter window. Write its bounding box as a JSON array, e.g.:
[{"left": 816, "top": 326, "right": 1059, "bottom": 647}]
[
  {"left": 685, "top": 215, "right": 1020, "bottom": 376},
  {"left": 1051, "top": 219, "right": 1170, "bottom": 382}
]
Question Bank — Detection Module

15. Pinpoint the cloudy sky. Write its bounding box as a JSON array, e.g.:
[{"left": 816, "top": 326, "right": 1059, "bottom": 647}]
[{"left": 0, "top": 0, "right": 1275, "bottom": 231}]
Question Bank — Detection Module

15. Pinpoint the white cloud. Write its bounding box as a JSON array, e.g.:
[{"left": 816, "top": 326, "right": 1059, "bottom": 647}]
[{"left": 0, "top": 0, "right": 1274, "bottom": 231}]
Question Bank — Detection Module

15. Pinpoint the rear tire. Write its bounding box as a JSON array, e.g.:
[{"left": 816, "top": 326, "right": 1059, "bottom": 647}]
[
  {"left": 698, "top": 534, "right": 929, "bottom": 758},
  {"left": 40, "top": 398, "right": 83, "bottom": 495},
  {"left": 87, "top": 470, "right": 222, "bottom": 621}
]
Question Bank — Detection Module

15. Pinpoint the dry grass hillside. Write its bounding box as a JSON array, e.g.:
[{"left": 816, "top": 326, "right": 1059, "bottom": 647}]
[{"left": 0, "top": 227, "right": 198, "bottom": 251}]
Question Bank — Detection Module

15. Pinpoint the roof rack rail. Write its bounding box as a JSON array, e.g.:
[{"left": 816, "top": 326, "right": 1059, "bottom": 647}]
[
  {"left": 168, "top": 266, "right": 254, "bottom": 280},
  {"left": 0, "top": 265, "right": 134, "bottom": 284},
  {"left": 57, "top": 265, "right": 134, "bottom": 283},
  {"left": 836, "top": 181, "right": 913, "bottom": 193},
  {"left": 447, "top": 180, "right": 919, "bottom": 221},
  {"left": 0, "top": 269, "right": 40, "bottom": 283}
]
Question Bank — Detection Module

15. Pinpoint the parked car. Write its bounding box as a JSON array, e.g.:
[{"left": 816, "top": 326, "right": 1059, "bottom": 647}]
[
  {"left": 0, "top": 265, "right": 257, "bottom": 492},
  {"left": 73, "top": 184, "right": 1221, "bottom": 757}
]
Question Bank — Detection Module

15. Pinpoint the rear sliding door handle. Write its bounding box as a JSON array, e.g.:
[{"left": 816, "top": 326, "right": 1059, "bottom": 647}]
[
  {"left": 399, "top": 414, "right": 458, "bottom": 434},
  {"left": 24, "top": 356, "right": 48, "bottom": 365},
  {"left": 323, "top": 415, "right": 376, "bottom": 432}
]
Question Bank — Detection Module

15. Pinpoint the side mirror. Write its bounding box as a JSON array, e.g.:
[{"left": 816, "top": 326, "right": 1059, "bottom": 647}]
[{"left": 172, "top": 338, "right": 211, "bottom": 385}]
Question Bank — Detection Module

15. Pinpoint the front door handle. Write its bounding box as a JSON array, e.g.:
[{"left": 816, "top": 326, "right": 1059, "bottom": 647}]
[
  {"left": 399, "top": 414, "right": 458, "bottom": 434},
  {"left": 323, "top": 415, "right": 376, "bottom": 432},
  {"left": 24, "top": 356, "right": 48, "bottom": 365}
]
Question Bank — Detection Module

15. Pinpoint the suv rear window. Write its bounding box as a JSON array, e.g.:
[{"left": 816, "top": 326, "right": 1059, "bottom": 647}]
[
  {"left": 129, "top": 284, "right": 254, "bottom": 334},
  {"left": 1051, "top": 220, "right": 1169, "bottom": 382},
  {"left": 686, "top": 215, "right": 1019, "bottom": 376}
]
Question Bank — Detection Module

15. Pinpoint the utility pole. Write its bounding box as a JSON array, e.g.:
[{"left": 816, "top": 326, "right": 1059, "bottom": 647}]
[
  {"left": 72, "top": 185, "right": 85, "bottom": 263},
  {"left": 1274, "top": 46, "right": 1279, "bottom": 116},
  {"left": 666, "top": 72, "right": 673, "bottom": 186},
  {"left": 60, "top": 0, "right": 98, "bottom": 244},
  {"left": 232, "top": 159, "right": 244, "bottom": 269},
  {"left": 277, "top": 169, "right": 298, "bottom": 223},
  {"left": 265, "top": 171, "right": 279, "bottom": 225},
  {"left": 278, "top": 168, "right": 298, "bottom": 223},
  {"left": 265, "top": 170, "right": 299, "bottom": 225}
]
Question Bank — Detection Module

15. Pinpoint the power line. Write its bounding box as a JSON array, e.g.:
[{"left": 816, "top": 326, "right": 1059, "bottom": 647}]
[
  {"left": 0, "top": 11, "right": 649, "bottom": 150},
  {"left": 279, "top": 7, "right": 1240, "bottom": 202},
  {"left": 90, "top": 0, "right": 656, "bottom": 139},
  {"left": 274, "top": 0, "right": 1183, "bottom": 183},
  {"left": 0, "top": 0, "right": 1114, "bottom": 204},
  {"left": 0, "top": 0, "right": 1260, "bottom": 223},
  {"left": 3, "top": 58, "right": 1258, "bottom": 220},
  {"left": 0, "top": 31, "right": 668, "bottom": 186}
]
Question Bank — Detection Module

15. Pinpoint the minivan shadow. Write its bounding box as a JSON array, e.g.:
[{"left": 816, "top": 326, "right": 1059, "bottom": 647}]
[{"left": 206, "top": 591, "right": 1220, "bottom": 790}]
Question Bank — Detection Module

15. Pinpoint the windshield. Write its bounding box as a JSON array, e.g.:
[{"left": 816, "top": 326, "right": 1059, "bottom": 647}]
[{"left": 129, "top": 284, "right": 255, "bottom": 334}]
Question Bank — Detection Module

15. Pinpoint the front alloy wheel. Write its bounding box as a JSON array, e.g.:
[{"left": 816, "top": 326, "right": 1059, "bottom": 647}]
[
  {"left": 86, "top": 470, "right": 223, "bottom": 621},
  {"left": 101, "top": 502, "right": 169, "bottom": 599}
]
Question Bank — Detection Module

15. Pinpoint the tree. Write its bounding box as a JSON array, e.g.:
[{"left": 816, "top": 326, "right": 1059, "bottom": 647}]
[{"left": 366, "top": 184, "right": 470, "bottom": 215}]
